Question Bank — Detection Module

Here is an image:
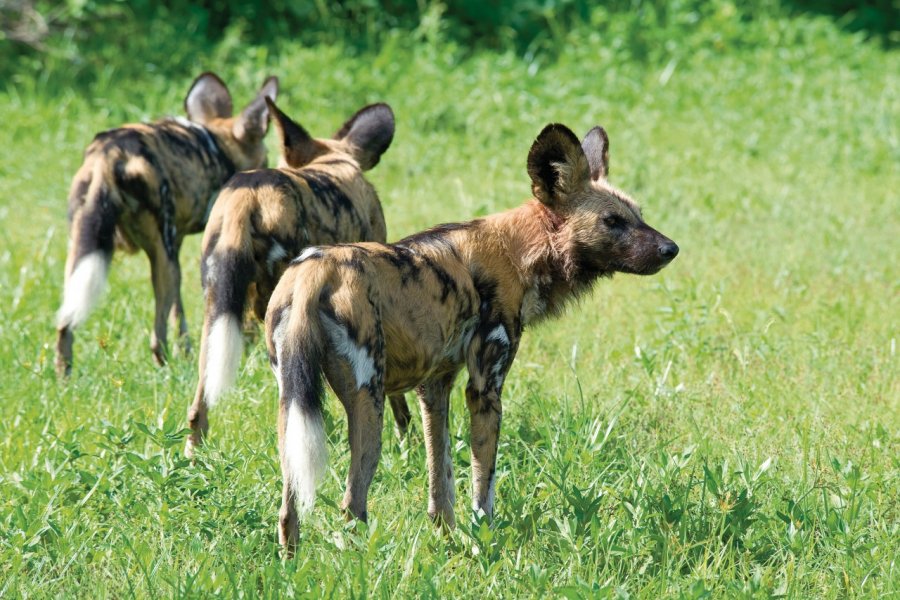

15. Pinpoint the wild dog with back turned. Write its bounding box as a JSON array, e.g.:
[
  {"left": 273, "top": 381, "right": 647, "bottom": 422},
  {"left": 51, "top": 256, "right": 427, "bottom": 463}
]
[
  {"left": 185, "top": 98, "right": 412, "bottom": 458},
  {"left": 265, "top": 122, "right": 679, "bottom": 551},
  {"left": 55, "top": 72, "right": 278, "bottom": 375}
]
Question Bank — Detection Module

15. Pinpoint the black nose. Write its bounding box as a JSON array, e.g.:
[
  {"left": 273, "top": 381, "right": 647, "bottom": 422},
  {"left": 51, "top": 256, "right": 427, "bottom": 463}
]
[{"left": 659, "top": 242, "right": 679, "bottom": 260}]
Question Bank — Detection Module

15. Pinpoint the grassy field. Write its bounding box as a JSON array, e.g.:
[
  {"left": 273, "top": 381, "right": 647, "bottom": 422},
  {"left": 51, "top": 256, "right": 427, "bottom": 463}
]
[{"left": 1, "top": 7, "right": 898, "bottom": 598}]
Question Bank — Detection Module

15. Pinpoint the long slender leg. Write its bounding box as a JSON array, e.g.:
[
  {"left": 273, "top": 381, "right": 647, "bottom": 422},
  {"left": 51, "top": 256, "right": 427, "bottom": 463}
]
[
  {"left": 56, "top": 327, "right": 74, "bottom": 378},
  {"left": 185, "top": 315, "right": 211, "bottom": 458},
  {"left": 417, "top": 371, "right": 459, "bottom": 527},
  {"left": 147, "top": 242, "right": 179, "bottom": 365},
  {"left": 465, "top": 320, "right": 518, "bottom": 519},
  {"left": 320, "top": 314, "right": 386, "bottom": 522},
  {"left": 56, "top": 235, "right": 78, "bottom": 376},
  {"left": 466, "top": 384, "right": 503, "bottom": 517},
  {"left": 389, "top": 394, "right": 412, "bottom": 437},
  {"left": 168, "top": 282, "right": 191, "bottom": 357},
  {"left": 277, "top": 395, "right": 299, "bottom": 554},
  {"left": 341, "top": 386, "right": 385, "bottom": 521}
]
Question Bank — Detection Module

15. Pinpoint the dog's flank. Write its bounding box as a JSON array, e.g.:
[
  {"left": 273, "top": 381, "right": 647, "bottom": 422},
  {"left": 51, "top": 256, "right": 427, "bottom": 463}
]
[
  {"left": 55, "top": 72, "right": 278, "bottom": 376},
  {"left": 266, "top": 122, "right": 679, "bottom": 553},
  {"left": 185, "top": 99, "right": 411, "bottom": 458}
]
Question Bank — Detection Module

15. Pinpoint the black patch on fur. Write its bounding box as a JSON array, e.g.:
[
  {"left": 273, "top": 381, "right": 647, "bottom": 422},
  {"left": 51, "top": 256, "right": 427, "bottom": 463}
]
[
  {"left": 207, "top": 248, "right": 256, "bottom": 321},
  {"left": 73, "top": 183, "right": 119, "bottom": 264},
  {"left": 397, "top": 222, "right": 474, "bottom": 250},
  {"left": 472, "top": 273, "right": 498, "bottom": 310},
  {"left": 113, "top": 160, "right": 152, "bottom": 205},
  {"left": 298, "top": 170, "right": 358, "bottom": 222},
  {"left": 420, "top": 254, "right": 457, "bottom": 302},
  {"left": 160, "top": 119, "right": 236, "bottom": 178},
  {"left": 67, "top": 176, "right": 92, "bottom": 222},
  {"left": 280, "top": 341, "right": 325, "bottom": 417},
  {"left": 159, "top": 180, "right": 177, "bottom": 260},
  {"left": 382, "top": 246, "right": 422, "bottom": 285}
]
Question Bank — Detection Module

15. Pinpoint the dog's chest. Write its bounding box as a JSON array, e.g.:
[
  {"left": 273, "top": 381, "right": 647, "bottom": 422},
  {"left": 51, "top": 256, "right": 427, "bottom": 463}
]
[{"left": 520, "top": 279, "right": 548, "bottom": 325}]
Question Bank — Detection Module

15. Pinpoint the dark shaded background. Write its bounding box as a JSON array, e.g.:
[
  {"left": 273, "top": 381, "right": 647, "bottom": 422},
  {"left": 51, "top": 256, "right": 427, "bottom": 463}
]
[{"left": 1, "top": 0, "right": 896, "bottom": 86}]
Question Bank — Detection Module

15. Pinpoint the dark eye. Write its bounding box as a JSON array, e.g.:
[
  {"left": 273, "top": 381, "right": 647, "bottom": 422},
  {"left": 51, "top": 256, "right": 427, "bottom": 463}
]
[{"left": 604, "top": 215, "right": 626, "bottom": 229}]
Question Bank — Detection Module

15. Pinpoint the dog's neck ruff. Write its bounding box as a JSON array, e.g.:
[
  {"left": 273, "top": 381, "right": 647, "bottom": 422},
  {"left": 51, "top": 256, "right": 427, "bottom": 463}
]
[{"left": 481, "top": 201, "right": 610, "bottom": 325}]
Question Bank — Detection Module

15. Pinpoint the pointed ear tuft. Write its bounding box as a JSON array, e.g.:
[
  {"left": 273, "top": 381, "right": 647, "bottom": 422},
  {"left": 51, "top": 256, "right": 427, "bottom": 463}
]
[
  {"left": 185, "top": 72, "right": 233, "bottom": 124},
  {"left": 233, "top": 76, "right": 279, "bottom": 143},
  {"left": 581, "top": 126, "right": 610, "bottom": 180},
  {"left": 334, "top": 103, "right": 395, "bottom": 170},
  {"left": 266, "top": 98, "right": 322, "bottom": 167},
  {"left": 526, "top": 123, "right": 590, "bottom": 207}
]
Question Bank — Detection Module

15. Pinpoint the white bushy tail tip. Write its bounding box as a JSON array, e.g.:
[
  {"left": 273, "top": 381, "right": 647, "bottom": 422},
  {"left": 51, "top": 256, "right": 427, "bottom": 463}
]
[
  {"left": 204, "top": 314, "right": 244, "bottom": 406},
  {"left": 57, "top": 252, "right": 109, "bottom": 329},
  {"left": 284, "top": 402, "right": 328, "bottom": 512}
]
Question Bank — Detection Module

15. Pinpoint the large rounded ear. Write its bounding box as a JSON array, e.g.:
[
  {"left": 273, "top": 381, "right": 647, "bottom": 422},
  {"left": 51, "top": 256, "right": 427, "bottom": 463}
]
[
  {"left": 185, "top": 72, "right": 233, "bottom": 124},
  {"left": 265, "top": 97, "right": 323, "bottom": 167},
  {"left": 581, "top": 126, "right": 609, "bottom": 180},
  {"left": 527, "top": 123, "right": 590, "bottom": 207},
  {"left": 233, "top": 76, "right": 279, "bottom": 142},
  {"left": 333, "top": 103, "right": 395, "bottom": 170}
]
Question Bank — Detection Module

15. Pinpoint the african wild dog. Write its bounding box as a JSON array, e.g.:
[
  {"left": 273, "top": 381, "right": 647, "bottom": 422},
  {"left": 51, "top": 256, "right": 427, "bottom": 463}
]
[
  {"left": 265, "top": 122, "right": 679, "bottom": 551},
  {"left": 55, "top": 72, "right": 278, "bottom": 376},
  {"left": 184, "top": 98, "right": 412, "bottom": 458}
]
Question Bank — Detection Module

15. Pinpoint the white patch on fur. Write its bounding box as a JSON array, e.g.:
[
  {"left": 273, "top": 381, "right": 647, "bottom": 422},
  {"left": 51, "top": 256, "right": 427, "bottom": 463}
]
[
  {"left": 267, "top": 241, "right": 287, "bottom": 274},
  {"left": 204, "top": 314, "right": 243, "bottom": 407},
  {"left": 294, "top": 246, "right": 322, "bottom": 264},
  {"left": 56, "top": 252, "right": 108, "bottom": 329},
  {"left": 486, "top": 325, "right": 510, "bottom": 390},
  {"left": 284, "top": 402, "right": 328, "bottom": 511},
  {"left": 271, "top": 309, "right": 290, "bottom": 391},
  {"left": 321, "top": 313, "right": 376, "bottom": 389},
  {"left": 486, "top": 324, "right": 509, "bottom": 346},
  {"left": 204, "top": 255, "right": 217, "bottom": 286}
]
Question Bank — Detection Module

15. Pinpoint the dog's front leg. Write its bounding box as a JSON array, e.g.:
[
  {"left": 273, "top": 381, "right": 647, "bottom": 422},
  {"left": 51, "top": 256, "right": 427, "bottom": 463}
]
[
  {"left": 465, "top": 383, "right": 503, "bottom": 518},
  {"left": 465, "top": 321, "right": 518, "bottom": 519},
  {"left": 416, "top": 372, "right": 459, "bottom": 528}
]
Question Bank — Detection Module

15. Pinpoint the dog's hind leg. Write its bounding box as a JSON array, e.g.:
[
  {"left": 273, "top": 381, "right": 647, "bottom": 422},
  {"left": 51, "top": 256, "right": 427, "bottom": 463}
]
[
  {"left": 168, "top": 253, "right": 191, "bottom": 357},
  {"left": 321, "top": 318, "right": 385, "bottom": 522},
  {"left": 417, "top": 371, "right": 459, "bottom": 528},
  {"left": 340, "top": 383, "right": 384, "bottom": 522},
  {"left": 146, "top": 236, "right": 180, "bottom": 365}
]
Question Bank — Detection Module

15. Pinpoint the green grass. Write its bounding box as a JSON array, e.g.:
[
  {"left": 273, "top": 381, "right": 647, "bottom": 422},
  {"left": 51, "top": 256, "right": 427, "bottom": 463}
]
[{"left": 1, "top": 9, "right": 898, "bottom": 598}]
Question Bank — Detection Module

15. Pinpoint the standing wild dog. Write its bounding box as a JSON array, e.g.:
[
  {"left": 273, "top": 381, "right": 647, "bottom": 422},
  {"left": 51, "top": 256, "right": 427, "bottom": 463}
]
[
  {"left": 56, "top": 72, "right": 278, "bottom": 375},
  {"left": 184, "top": 98, "right": 411, "bottom": 458},
  {"left": 266, "top": 122, "right": 679, "bottom": 550}
]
